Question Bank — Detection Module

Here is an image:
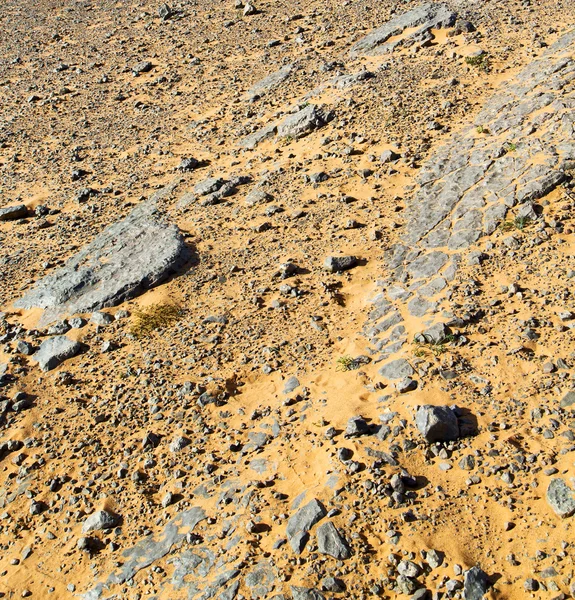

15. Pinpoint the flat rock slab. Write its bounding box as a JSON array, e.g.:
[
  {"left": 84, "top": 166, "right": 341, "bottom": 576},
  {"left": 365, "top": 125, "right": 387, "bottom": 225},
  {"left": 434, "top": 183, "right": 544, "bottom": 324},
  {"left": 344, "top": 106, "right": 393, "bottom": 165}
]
[
  {"left": 32, "top": 336, "right": 83, "bottom": 371},
  {"left": 248, "top": 64, "right": 293, "bottom": 98},
  {"left": 83, "top": 507, "right": 206, "bottom": 599},
  {"left": 15, "top": 187, "right": 191, "bottom": 325},
  {"left": 0, "top": 204, "right": 28, "bottom": 221},
  {"left": 366, "top": 28, "right": 575, "bottom": 363},
  {"left": 277, "top": 104, "right": 334, "bottom": 140},
  {"left": 379, "top": 358, "right": 414, "bottom": 380},
  {"left": 349, "top": 3, "right": 457, "bottom": 57}
]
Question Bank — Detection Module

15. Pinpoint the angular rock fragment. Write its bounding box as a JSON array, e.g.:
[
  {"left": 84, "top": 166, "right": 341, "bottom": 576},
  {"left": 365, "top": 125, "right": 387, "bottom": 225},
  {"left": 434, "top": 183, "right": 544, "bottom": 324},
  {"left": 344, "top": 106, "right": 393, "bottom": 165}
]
[
  {"left": 546, "top": 478, "right": 575, "bottom": 518},
  {"left": 15, "top": 194, "right": 191, "bottom": 325},
  {"left": 82, "top": 509, "right": 120, "bottom": 533},
  {"left": 316, "top": 522, "right": 351, "bottom": 559},
  {"left": 463, "top": 566, "right": 489, "bottom": 600},
  {"left": 415, "top": 405, "right": 459, "bottom": 443},
  {"left": 291, "top": 587, "right": 326, "bottom": 600},
  {"left": 0, "top": 204, "right": 27, "bottom": 221},
  {"left": 323, "top": 255, "right": 357, "bottom": 273},
  {"left": 286, "top": 498, "right": 326, "bottom": 539},
  {"left": 32, "top": 336, "right": 83, "bottom": 371}
]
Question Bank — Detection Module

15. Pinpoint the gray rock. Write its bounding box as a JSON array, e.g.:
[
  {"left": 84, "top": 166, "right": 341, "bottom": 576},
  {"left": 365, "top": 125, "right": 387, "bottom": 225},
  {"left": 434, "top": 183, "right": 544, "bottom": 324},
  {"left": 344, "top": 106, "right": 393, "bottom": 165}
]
[
  {"left": 398, "top": 560, "right": 420, "bottom": 578},
  {"left": 316, "top": 522, "right": 351, "bottom": 559},
  {"left": 240, "top": 125, "right": 277, "bottom": 149},
  {"left": 350, "top": 3, "right": 457, "bottom": 57},
  {"left": 245, "top": 189, "right": 273, "bottom": 207},
  {"left": 32, "top": 336, "right": 83, "bottom": 371},
  {"left": 286, "top": 498, "right": 326, "bottom": 539},
  {"left": 277, "top": 104, "right": 334, "bottom": 140},
  {"left": 320, "top": 577, "right": 345, "bottom": 592},
  {"left": 426, "top": 549, "right": 443, "bottom": 569},
  {"left": 16, "top": 340, "right": 34, "bottom": 355},
  {"left": 560, "top": 391, "right": 575, "bottom": 408},
  {"left": 379, "top": 358, "right": 414, "bottom": 380},
  {"left": 15, "top": 188, "right": 190, "bottom": 325},
  {"left": 411, "top": 590, "right": 431, "bottom": 600},
  {"left": 283, "top": 376, "right": 300, "bottom": 394},
  {"left": 248, "top": 64, "right": 293, "bottom": 97},
  {"left": 345, "top": 416, "right": 369, "bottom": 437},
  {"left": 90, "top": 311, "right": 114, "bottom": 326},
  {"left": 194, "top": 177, "right": 225, "bottom": 196},
  {"left": 289, "top": 530, "right": 309, "bottom": 554},
  {"left": 415, "top": 322, "right": 452, "bottom": 344},
  {"left": 82, "top": 510, "right": 120, "bottom": 533},
  {"left": 169, "top": 436, "right": 190, "bottom": 452},
  {"left": 546, "top": 478, "right": 575, "bottom": 518},
  {"left": 0, "top": 204, "right": 27, "bottom": 221},
  {"left": 415, "top": 405, "right": 460, "bottom": 443},
  {"left": 463, "top": 566, "right": 489, "bottom": 600},
  {"left": 291, "top": 586, "right": 325, "bottom": 600},
  {"left": 323, "top": 255, "right": 357, "bottom": 273}
]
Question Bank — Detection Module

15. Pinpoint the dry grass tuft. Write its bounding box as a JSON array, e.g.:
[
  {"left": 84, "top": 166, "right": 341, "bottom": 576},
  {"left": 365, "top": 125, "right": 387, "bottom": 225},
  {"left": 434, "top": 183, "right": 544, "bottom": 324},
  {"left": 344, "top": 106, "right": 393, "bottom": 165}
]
[{"left": 130, "top": 302, "right": 183, "bottom": 338}]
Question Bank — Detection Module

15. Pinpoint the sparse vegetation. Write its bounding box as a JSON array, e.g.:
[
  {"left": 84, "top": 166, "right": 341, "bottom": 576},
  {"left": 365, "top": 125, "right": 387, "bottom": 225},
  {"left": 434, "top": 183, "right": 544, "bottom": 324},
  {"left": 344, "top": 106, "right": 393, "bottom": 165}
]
[
  {"left": 499, "top": 215, "right": 531, "bottom": 232},
  {"left": 130, "top": 302, "right": 183, "bottom": 338},
  {"left": 413, "top": 332, "right": 457, "bottom": 357},
  {"left": 503, "top": 141, "right": 517, "bottom": 153},
  {"left": 465, "top": 53, "right": 490, "bottom": 72},
  {"left": 336, "top": 355, "right": 361, "bottom": 371}
]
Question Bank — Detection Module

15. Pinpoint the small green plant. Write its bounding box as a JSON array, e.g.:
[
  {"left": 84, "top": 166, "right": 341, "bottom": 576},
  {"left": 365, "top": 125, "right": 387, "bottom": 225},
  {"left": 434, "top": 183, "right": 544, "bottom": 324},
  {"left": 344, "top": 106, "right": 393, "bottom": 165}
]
[
  {"left": 130, "top": 302, "right": 183, "bottom": 338},
  {"left": 413, "top": 332, "right": 456, "bottom": 357},
  {"left": 465, "top": 53, "right": 489, "bottom": 72},
  {"left": 503, "top": 141, "right": 517, "bottom": 153},
  {"left": 499, "top": 216, "right": 531, "bottom": 232},
  {"left": 476, "top": 125, "right": 489, "bottom": 134},
  {"left": 336, "top": 355, "right": 360, "bottom": 372}
]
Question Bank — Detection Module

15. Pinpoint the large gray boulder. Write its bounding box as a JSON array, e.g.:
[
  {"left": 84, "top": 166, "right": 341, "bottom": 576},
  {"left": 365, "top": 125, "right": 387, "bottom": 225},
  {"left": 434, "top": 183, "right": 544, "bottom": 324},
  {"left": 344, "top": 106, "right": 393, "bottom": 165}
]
[
  {"left": 277, "top": 105, "right": 334, "bottom": 140},
  {"left": 349, "top": 3, "right": 457, "bottom": 57},
  {"left": 546, "top": 478, "right": 575, "bottom": 518},
  {"left": 15, "top": 190, "right": 191, "bottom": 325},
  {"left": 32, "top": 336, "right": 83, "bottom": 371},
  {"left": 415, "top": 405, "right": 460, "bottom": 443}
]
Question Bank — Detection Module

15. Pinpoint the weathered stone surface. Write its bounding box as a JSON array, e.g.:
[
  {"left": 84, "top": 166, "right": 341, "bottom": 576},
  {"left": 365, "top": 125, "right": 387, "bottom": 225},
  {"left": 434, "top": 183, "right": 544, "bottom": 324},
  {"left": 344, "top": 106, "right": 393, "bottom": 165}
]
[
  {"left": 463, "top": 566, "right": 489, "bottom": 600},
  {"left": 240, "top": 124, "right": 277, "bottom": 149},
  {"left": 291, "top": 587, "right": 325, "bottom": 600},
  {"left": 0, "top": 204, "right": 27, "bottom": 221},
  {"left": 277, "top": 104, "right": 334, "bottom": 140},
  {"left": 248, "top": 64, "right": 293, "bottom": 97},
  {"left": 323, "top": 255, "right": 357, "bottom": 273},
  {"left": 82, "top": 510, "right": 120, "bottom": 533},
  {"left": 349, "top": 3, "right": 457, "bottom": 57},
  {"left": 560, "top": 390, "right": 575, "bottom": 408},
  {"left": 83, "top": 507, "right": 206, "bottom": 598},
  {"left": 286, "top": 498, "right": 326, "bottom": 539},
  {"left": 546, "top": 478, "right": 575, "bottom": 518},
  {"left": 379, "top": 358, "right": 414, "bottom": 380},
  {"left": 316, "top": 522, "right": 351, "bottom": 559},
  {"left": 15, "top": 186, "right": 191, "bottom": 325},
  {"left": 415, "top": 405, "right": 459, "bottom": 443},
  {"left": 32, "top": 336, "right": 83, "bottom": 371}
]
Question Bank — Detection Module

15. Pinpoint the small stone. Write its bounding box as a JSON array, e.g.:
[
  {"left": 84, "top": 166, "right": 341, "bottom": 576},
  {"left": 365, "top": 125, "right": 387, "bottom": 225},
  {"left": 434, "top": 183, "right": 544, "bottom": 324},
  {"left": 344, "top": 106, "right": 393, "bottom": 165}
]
[{"left": 323, "top": 255, "right": 358, "bottom": 273}]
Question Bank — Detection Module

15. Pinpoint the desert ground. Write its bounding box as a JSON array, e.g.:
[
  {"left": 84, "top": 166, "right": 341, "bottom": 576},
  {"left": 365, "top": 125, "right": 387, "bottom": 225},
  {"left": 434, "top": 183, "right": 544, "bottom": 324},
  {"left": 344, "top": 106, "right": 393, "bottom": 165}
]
[{"left": 1, "top": 0, "right": 575, "bottom": 598}]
